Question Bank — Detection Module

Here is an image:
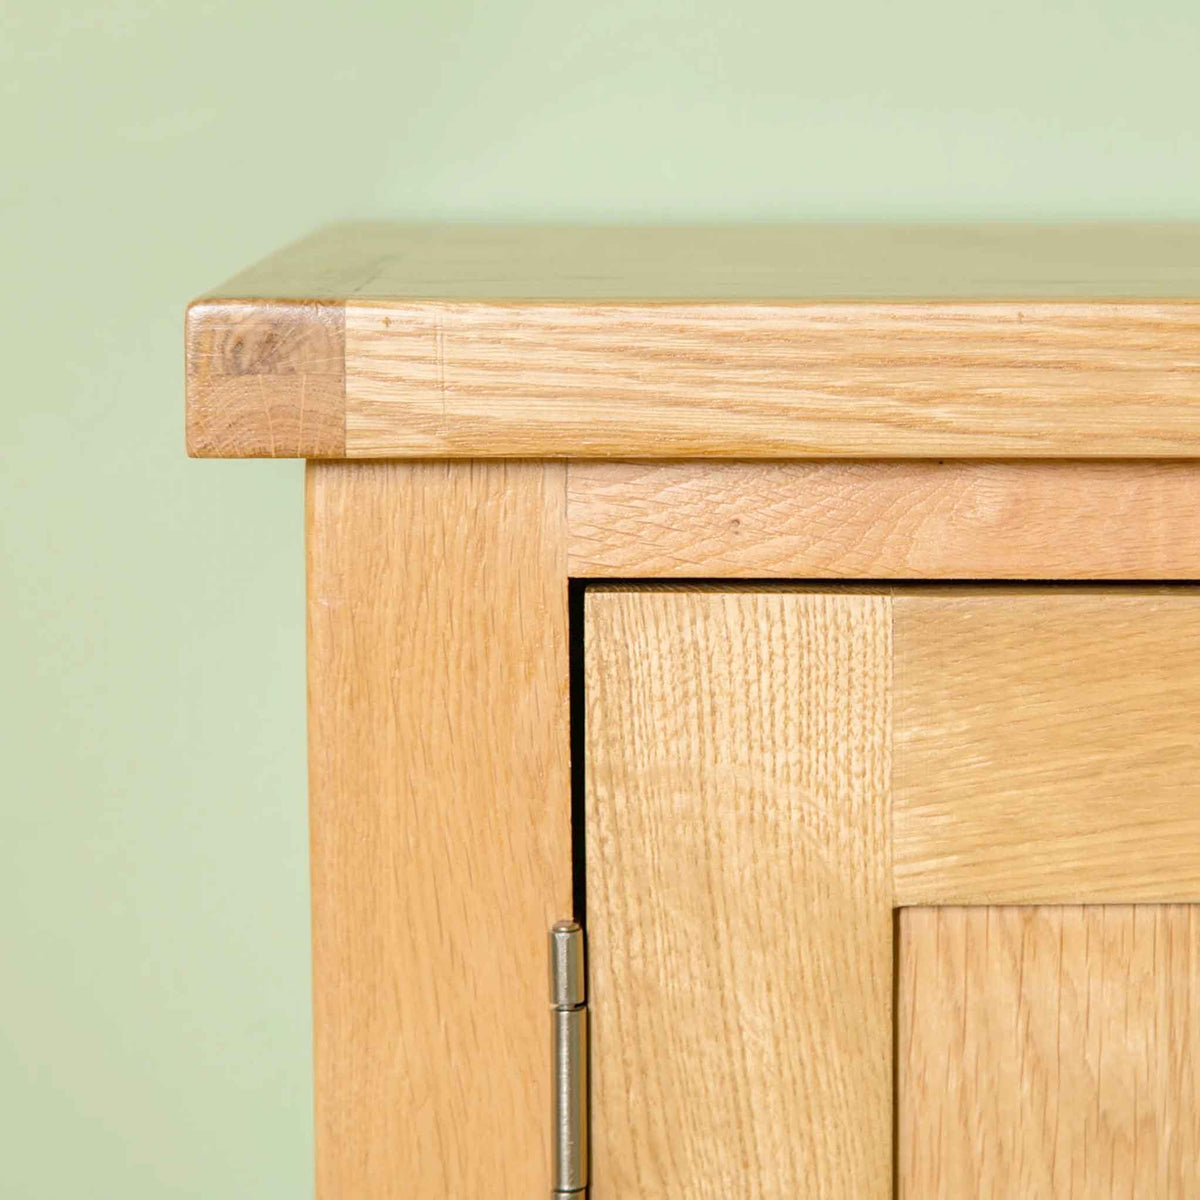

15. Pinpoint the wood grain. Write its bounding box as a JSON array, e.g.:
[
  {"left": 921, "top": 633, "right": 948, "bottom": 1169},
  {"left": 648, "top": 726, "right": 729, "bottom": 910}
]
[
  {"left": 899, "top": 906, "right": 1200, "bottom": 1198},
  {"left": 567, "top": 460, "right": 1200, "bottom": 578},
  {"left": 894, "top": 589, "right": 1200, "bottom": 904},
  {"left": 200, "top": 222, "right": 1200, "bottom": 302},
  {"left": 306, "top": 461, "right": 572, "bottom": 1199},
  {"left": 186, "top": 222, "right": 1200, "bottom": 459},
  {"left": 585, "top": 588, "right": 893, "bottom": 1199},
  {"left": 186, "top": 300, "right": 344, "bottom": 456},
  {"left": 344, "top": 300, "right": 1200, "bottom": 458}
]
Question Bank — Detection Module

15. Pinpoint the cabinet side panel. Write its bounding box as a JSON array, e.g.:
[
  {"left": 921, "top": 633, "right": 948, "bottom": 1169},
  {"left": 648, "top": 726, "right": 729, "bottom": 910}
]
[
  {"left": 585, "top": 589, "right": 893, "bottom": 1199},
  {"left": 306, "top": 461, "right": 572, "bottom": 1198},
  {"left": 899, "top": 906, "right": 1200, "bottom": 1198}
]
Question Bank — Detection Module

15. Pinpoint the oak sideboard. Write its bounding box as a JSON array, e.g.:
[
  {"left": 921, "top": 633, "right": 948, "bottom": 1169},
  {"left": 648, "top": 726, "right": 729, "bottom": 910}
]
[{"left": 187, "top": 223, "right": 1200, "bottom": 1198}]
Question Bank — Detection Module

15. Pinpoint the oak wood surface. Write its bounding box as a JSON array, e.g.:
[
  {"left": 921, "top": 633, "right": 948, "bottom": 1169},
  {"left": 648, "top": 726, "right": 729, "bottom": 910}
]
[
  {"left": 186, "top": 300, "right": 345, "bottom": 456},
  {"left": 199, "top": 222, "right": 1200, "bottom": 301},
  {"left": 306, "top": 460, "right": 571, "bottom": 1199},
  {"left": 585, "top": 588, "right": 893, "bottom": 1199},
  {"left": 201, "top": 223, "right": 1200, "bottom": 302},
  {"left": 186, "top": 222, "right": 1200, "bottom": 459},
  {"left": 893, "top": 589, "right": 1200, "bottom": 904},
  {"left": 899, "top": 906, "right": 1200, "bottom": 1199},
  {"left": 344, "top": 300, "right": 1200, "bottom": 458},
  {"left": 567, "top": 460, "right": 1200, "bottom": 579}
]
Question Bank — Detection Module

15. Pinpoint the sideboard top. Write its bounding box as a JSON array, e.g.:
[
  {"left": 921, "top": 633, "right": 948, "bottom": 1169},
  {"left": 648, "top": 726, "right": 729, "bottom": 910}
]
[{"left": 186, "top": 223, "right": 1200, "bottom": 459}]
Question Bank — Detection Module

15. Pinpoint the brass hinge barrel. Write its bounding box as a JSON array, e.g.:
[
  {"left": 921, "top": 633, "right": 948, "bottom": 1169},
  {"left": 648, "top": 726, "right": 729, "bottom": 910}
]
[{"left": 550, "top": 920, "right": 587, "bottom": 1197}]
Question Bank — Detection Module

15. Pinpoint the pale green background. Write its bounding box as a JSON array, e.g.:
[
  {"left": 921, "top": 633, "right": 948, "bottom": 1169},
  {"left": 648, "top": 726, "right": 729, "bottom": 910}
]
[{"left": 2, "top": 1, "right": 1199, "bottom": 1195}]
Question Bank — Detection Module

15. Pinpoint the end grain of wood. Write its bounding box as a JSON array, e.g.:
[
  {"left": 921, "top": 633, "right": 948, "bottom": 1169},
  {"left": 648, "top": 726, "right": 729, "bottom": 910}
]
[{"left": 186, "top": 300, "right": 345, "bottom": 456}]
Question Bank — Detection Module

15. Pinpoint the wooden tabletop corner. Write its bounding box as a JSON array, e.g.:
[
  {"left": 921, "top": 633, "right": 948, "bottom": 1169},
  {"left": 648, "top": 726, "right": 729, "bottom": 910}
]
[{"left": 185, "top": 222, "right": 1200, "bottom": 461}]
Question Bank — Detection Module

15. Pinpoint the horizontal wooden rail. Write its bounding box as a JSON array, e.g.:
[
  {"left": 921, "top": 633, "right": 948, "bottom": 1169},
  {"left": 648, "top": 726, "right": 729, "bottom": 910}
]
[{"left": 567, "top": 460, "right": 1200, "bottom": 579}]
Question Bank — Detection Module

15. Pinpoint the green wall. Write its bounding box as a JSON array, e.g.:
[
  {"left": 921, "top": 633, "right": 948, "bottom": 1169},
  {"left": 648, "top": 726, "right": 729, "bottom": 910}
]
[{"left": 2, "top": 1, "right": 1198, "bottom": 1195}]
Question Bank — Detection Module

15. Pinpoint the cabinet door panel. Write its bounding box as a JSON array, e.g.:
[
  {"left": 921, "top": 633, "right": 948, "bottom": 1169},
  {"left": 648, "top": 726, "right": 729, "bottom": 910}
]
[
  {"left": 586, "top": 584, "right": 1200, "bottom": 1198},
  {"left": 585, "top": 588, "right": 892, "bottom": 1199},
  {"left": 899, "top": 905, "right": 1200, "bottom": 1199}
]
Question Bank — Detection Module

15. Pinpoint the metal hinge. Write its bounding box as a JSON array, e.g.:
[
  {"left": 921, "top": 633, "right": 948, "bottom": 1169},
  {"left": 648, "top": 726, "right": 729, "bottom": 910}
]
[{"left": 550, "top": 920, "right": 588, "bottom": 1198}]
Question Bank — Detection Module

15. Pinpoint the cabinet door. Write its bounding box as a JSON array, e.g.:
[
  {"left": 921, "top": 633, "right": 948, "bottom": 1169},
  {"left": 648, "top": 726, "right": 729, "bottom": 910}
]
[{"left": 584, "top": 587, "right": 1200, "bottom": 1199}]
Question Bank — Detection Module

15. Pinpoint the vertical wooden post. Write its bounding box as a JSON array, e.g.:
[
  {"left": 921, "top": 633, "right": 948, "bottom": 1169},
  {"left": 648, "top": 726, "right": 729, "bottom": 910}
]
[{"left": 306, "top": 461, "right": 572, "bottom": 1198}]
